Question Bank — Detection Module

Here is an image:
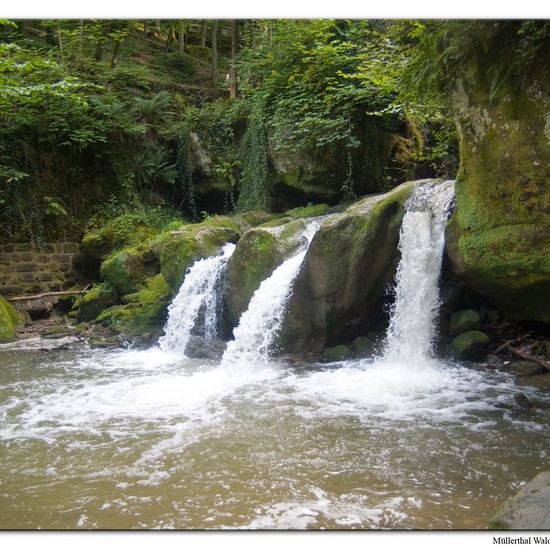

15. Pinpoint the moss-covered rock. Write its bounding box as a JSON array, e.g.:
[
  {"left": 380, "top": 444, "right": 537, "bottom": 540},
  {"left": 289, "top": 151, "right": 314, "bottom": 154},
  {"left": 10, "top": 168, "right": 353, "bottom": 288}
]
[
  {"left": 280, "top": 180, "right": 422, "bottom": 353},
  {"left": 322, "top": 344, "right": 353, "bottom": 362},
  {"left": 448, "top": 309, "right": 481, "bottom": 336},
  {"left": 100, "top": 245, "right": 159, "bottom": 296},
  {"left": 81, "top": 214, "right": 160, "bottom": 262},
  {"left": 74, "top": 283, "right": 118, "bottom": 322},
  {"left": 451, "top": 330, "right": 490, "bottom": 359},
  {"left": 445, "top": 23, "right": 550, "bottom": 325},
  {"left": 156, "top": 222, "right": 240, "bottom": 293},
  {"left": 284, "top": 203, "right": 330, "bottom": 219},
  {"left": 95, "top": 274, "right": 171, "bottom": 344},
  {"left": 352, "top": 336, "right": 374, "bottom": 358},
  {"left": 0, "top": 294, "right": 19, "bottom": 343},
  {"left": 225, "top": 219, "right": 308, "bottom": 325},
  {"left": 489, "top": 471, "right": 550, "bottom": 530},
  {"left": 232, "top": 210, "right": 277, "bottom": 231}
]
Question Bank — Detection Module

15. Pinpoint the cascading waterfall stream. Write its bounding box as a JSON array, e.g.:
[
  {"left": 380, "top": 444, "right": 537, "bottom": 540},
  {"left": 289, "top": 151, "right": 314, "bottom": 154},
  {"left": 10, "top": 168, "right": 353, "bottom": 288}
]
[
  {"left": 383, "top": 180, "right": 455, "bottom": 362},
  {"left": 220, "top": 220, "right": 321, "bottom": 368},
  {"left": 2, "top": 182, "right": 549, "bottom": 531},
  {"left": 159, "top": 242, "right": 235, "bottom": 355}
]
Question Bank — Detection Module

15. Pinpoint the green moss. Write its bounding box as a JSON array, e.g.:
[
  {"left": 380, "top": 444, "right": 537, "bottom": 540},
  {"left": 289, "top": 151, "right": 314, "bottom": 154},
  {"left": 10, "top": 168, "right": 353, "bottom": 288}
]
[
  {"left": 284, "top": 203, "right": 330, "bottom": 219},
  {"left": 451, "top": 330, "right": 490, "bottom": 358},
  {"left": 0, "top": 294, "right": 19, "bottom": 343},
  {"left": 100, "top": 244, "right": 159, "bottom": 296},
  {"left": 445, "top": 39, "right": 550, "bottom": 325},
  {"left": 314, "top": 184, "right": 412, "bottom": 281},
  {"left": 257, "top": 216, "right": 295, "bottom": 228},
  {"left": 232, "top": 210, "right": 275, "bottom": 229},
  {"left": 200, "top": 215, "right": 242, "bottom": 234},
  {"left": 225, "top": 220, "right": 307, "bottom": 324},
  {"left": 81, "top": 215, "right": 160, "bottom": 260},
  {"left": 156, "top": 221, "right": 240, "bottom": 292},
  {"left": 95, "top": 274, "right": 171, "bottom": 341},
  {"left": 74, "top": 283, "right": 118, "bottom": 322},
  {"left": 448, "top": 309, "right": 481, "bottom": 335}
]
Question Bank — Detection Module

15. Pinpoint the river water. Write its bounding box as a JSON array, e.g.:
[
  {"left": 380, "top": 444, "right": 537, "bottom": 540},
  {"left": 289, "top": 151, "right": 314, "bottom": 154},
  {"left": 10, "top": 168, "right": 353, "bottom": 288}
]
[{"left": 1, "top": 341, "right": 549, "bottom": 529}]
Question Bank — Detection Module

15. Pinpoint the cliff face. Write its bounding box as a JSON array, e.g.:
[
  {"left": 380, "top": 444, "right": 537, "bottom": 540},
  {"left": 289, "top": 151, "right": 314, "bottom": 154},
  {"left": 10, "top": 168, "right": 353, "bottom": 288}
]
[{"left": 445, "top": 22, "right": 550, "bottom": 324}]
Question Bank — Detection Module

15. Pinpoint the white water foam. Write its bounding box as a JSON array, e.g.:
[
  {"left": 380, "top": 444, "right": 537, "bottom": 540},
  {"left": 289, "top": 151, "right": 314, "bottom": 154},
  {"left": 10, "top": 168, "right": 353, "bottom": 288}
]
[
  {"left": 159, "top": 242, "right": 235, "bottom": 355},
  {"left": 384, "top": 180, "right": 455, "bottom": 362},
  {"left": 220, "top": 221, "right": 320, "bottom": 368}
]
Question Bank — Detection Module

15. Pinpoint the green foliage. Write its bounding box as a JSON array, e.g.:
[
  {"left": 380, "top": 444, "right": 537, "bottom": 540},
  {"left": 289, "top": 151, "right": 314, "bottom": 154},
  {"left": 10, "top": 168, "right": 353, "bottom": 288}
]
[
  {"left": 236, "top": 113, "right": 272, "bottom": 211},
  {"left": 175, "top": 132, "right": 198, "bottom": 219}
]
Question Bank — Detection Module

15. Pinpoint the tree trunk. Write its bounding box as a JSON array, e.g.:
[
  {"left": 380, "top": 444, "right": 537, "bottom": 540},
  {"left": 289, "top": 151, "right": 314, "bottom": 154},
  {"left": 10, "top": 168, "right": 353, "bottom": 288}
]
[
  {"left": 164, "top": 24, "right": 174, "bottom": 53},
  {"left": 201, "top": 20, "right": 208, "bottom": 47},
  {"left": 211, "top": 20, "right": 218, "bottom": 87},
  {"left": 143, "top": 20, "right": 148, "bottom": 36},
  {"left": 110, "top": 37, "right": 123, "bottom": 68},
  {"left": 110, "top": 22, "right": 127, "bottom": 69},
  {"left": 94, "top": 21, "right": 111, "bottom": 61},
  {"left": 79, "top": 20, "right": 84, "bottom": 55},
  {"left": 56, "top": 22, "right": 65, "bottom": 65},
  {"left": 178, "top": 20, "right": 185, "bottom": 53},
  {"left": 229, "top": 20, "right": 239, "bottom": 99}
]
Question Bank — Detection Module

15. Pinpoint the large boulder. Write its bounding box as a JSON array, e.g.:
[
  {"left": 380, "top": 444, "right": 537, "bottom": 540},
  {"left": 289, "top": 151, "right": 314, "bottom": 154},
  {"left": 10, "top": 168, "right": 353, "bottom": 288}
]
[
  {"left": 489, "top": 471, "right": 550, "bottom": 529},
  {"left": 156, "top": 219, "right": 240, "bottom": 293},
  {"left": 0, "top": 294, "right": 19, "bottom": 343},
  {"left": 74, "top": 283, "right": 118, "bottom": 322},
  {"left": 100, "top": 245, "right": 159, "bottom": 296},
  {"left": 444, "top": 22, "right": 550, "bottom": 325},
  {"left": 95, "top": 274, "right": 171, "bottom": 344},
  {"left": 225, "top": 219, "right": 309, "bottom": 325},
  {"left": 280, "top": 180, "right": 422, "bottom": 353}
]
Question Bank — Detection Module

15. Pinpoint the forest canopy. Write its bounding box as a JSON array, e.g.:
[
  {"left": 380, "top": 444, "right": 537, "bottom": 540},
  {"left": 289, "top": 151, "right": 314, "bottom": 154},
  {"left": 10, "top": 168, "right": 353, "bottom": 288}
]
[{"left": 1, "top": 19, "right": 547, "bottom": 243}]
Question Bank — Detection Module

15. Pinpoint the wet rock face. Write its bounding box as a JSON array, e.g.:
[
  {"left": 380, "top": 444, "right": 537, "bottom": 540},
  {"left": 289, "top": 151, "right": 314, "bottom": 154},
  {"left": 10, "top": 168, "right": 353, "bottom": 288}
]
[
  {"left": 445, "top": 23, "right": 550, "bottom": 326},
  {"left": 490, "top": 471, "right": 550, "bottom": 529},
  {"left": 224, "top": 219, "right": 307, "bottom": 326},
  {"left": 280, "top": 181, "right": 424, "bottom": 354}
]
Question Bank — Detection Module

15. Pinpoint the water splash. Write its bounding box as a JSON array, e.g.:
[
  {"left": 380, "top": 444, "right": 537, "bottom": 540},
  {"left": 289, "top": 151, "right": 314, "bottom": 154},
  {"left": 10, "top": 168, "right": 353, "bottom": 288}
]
[
  {"left": 221, "top": 221, "right": 320, "bottom": 367},
  {"left": 159, "top": 242, "right": 235, "bottom": 355},
  {"left": 384, "top": 180, "right": 455, "bottom": 362}
]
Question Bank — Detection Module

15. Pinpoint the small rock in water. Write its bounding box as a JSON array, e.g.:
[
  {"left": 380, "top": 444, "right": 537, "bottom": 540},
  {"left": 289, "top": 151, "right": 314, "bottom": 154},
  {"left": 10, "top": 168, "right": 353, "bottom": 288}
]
[
  {"left": 352, "top": 336, "right": 373, "bottom": 358},
  {"left": 486, "top": 354, "right": 504, "bottom": 369},
  {"left": 451, "top": 330, "right": 490, "bottom": 359},
  {"left": 503, "top": 360, "right": 547, "bottom": 377},
  {"left": 513, "top": 392, "right": 533, "bottom": 411},
  {"left": 185, "top": 336, "right": 227, "bottom": 360},
  {"left": 517, "top": 374, "right": 550, "bottom": 391},
  {"left": 448, "top": 309, "right": 481, "bottom": 336},
  {"left": 321, "top": 345, "right": 353, "bottom": 362}
]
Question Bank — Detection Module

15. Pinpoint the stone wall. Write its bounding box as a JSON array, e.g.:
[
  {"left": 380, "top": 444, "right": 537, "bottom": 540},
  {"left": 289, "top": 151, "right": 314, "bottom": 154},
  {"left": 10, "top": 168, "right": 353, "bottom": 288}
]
[{"left": 0, "top": 242, "right": 80, "bottom": 297}]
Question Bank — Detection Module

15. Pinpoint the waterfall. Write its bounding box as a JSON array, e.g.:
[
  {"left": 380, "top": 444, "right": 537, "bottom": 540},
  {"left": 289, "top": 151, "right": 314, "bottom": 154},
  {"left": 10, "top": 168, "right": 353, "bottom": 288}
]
[
  {"left": 159, "top": 242, "right": 235, "bottom": 355},
  {"left": 384, "top": 180, "right": 455, "bottom": 362},
  {"left": 221, "top": 221, "right": 320, "bottom": 367}
]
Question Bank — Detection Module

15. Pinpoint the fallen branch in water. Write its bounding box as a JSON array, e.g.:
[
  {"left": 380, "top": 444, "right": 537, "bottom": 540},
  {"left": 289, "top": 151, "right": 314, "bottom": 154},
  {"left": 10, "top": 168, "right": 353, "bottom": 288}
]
[
  {"left": 506, "top": 345, "right": 550, "bottom": 373},
  {"left": 7, "top": 285, "right": 90, "bottom": 302},
  {"left": 493, "top": 335, "right": 529, "bottom": 354}
]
